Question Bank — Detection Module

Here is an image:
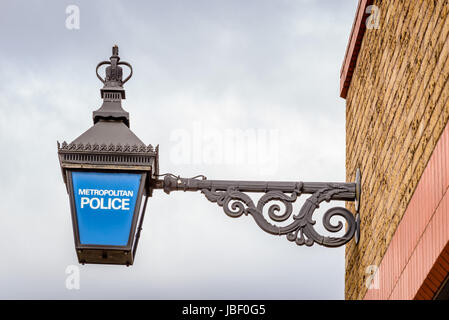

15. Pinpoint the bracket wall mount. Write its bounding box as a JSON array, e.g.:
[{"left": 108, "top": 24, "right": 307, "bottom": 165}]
[{"left": 153, "top": 168, "right": 361, "bottom": 248}]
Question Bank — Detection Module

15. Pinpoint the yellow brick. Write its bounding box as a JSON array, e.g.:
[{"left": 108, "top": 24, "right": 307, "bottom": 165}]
[{"left": 344, "top": 0, "right": 449, "bottom": 299}]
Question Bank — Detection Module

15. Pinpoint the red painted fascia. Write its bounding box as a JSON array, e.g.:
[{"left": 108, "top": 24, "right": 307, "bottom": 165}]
[{"left": 340, "top": 0, "right": 374, "bottom": 99}]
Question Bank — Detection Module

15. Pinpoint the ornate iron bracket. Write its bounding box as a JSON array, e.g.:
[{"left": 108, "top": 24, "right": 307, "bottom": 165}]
[{"left": 154, "top": 169, "right": 361, "bottom": 248}]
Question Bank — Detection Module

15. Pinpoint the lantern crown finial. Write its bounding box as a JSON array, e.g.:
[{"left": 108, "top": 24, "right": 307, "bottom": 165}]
[
  {"left": 96, "top": 45, "right": 133, "bottom": 89},
  {"left": 93, "top": 45, "right": 133, "bottom": 127}
]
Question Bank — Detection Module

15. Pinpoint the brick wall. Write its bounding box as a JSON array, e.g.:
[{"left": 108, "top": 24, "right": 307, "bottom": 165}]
[{"left": 345, "top": 0, "right": 449, "bottom": 300}]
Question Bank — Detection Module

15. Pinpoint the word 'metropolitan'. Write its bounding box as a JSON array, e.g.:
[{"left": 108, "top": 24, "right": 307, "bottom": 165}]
[{"left": 78, "top": 188, "right": 134, "bottom": 211}]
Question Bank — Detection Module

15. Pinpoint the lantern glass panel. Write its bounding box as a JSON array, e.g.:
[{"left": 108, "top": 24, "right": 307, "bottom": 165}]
[{"left": 71, "top": 171, "right": 143, "bottom": 246}]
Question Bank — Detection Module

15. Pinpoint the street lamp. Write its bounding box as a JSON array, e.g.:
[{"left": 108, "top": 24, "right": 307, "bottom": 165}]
[
  {"left": 58, "top": 45, "right": 158, "bottom": 265},
  {"left": 58, "top": 46, "right": 361, "bottom": 266}
]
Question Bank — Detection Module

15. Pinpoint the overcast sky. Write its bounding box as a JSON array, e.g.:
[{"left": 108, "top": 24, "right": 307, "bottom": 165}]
[{"left": 0, "top": 0, "right": 358, "bottom": 299}]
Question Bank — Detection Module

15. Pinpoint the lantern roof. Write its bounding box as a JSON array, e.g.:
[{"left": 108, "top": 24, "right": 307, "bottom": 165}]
[
  {"left": 70, "top": 120, "right": 146, "bottom": 147},
  {"left": 57, "top": 45, "right": 159, "bottom": 187}
]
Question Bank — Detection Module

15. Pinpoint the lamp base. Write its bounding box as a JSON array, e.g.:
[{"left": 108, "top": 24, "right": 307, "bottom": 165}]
[{"left": 76, "top": 248, "right": 134, "bottom": 266}]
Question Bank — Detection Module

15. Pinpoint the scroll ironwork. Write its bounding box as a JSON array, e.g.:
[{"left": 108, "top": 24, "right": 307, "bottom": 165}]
[{"left": 157, "top": 172, "right": 361, "bottom": 248}]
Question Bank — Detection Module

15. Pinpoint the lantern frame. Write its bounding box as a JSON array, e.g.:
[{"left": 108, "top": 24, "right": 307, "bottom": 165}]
[{"left": 66, "top": 169, "right": 147, "bottom": 266}]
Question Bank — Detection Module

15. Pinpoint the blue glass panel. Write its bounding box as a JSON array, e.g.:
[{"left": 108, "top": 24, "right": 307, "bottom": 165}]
[{"left": 71, "top": 172, "right": 142, "bottom": 246}]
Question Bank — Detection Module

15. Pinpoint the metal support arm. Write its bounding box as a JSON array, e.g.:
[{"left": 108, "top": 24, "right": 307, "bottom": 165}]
[{"left": 153, "top": 170, "right": 361, "bottom": 248}]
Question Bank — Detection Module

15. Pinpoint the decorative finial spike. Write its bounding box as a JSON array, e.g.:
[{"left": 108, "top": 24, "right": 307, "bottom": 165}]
[{"left": 112, "top": 45, "right": 119, "bottom": 56}]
